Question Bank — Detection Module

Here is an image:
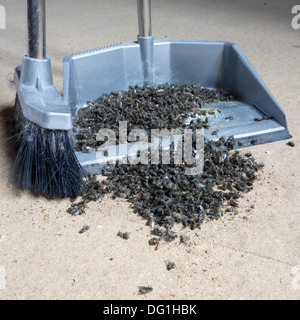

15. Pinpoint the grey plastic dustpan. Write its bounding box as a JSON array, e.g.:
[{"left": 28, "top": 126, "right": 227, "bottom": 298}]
[{"left": 62, "top": 0, "right": 290, "bottom": 172}]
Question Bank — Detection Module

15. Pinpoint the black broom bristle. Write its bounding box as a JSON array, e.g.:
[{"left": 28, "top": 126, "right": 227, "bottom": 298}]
[{"left": 9, "top": 95, "right": 86, "bottom": 198}]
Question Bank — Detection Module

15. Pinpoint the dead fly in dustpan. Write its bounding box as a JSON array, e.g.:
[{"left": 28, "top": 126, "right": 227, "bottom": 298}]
[{"left": 10, "top": 0, "right": 291, "bottom": 196}]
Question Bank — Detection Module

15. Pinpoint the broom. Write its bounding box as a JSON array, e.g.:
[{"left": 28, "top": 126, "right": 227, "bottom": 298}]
[{"left": 9, "top": 0, "right": 85, "bottom": 198}]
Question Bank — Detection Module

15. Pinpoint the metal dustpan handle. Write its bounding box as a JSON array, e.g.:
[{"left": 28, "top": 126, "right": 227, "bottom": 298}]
[
  {"left": 137, "top": 0, "right": 152, "bottom": 37},
  {"left": 137, "top": 0, "right": 154, "bottom": 85}
]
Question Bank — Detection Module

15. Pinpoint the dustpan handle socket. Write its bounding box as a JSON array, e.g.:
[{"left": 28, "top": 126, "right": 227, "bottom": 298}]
[
  {"left": 26, "top": 0, "right": 46, "bottom": 59},
  {"left": 137, "top": 0, "right": 152, "bottom": 37}
]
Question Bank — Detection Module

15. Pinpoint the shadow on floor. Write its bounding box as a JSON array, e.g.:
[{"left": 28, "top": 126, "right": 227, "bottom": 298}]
[{"left": 0, "top": 103, "right": 16, "bottom": 166}]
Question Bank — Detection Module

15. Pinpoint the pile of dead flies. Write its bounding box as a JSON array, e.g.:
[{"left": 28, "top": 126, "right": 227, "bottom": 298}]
[
  {"left": 73, "top": 83, "right": 233, "bottom": 151},
  {"left": 68, "top": 83, "right": 264, "bottom": 244}
]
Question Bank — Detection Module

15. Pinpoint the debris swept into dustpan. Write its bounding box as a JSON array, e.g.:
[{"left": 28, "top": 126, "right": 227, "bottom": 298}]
[
  {"left": 68, "top": 84, "right": 264, "bottom": 244},
  {"left": 74, "top": 83, "right": 233, "bottom": 152}
]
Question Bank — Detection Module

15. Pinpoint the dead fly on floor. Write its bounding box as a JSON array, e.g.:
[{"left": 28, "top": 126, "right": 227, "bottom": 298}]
[
  {"left": 138, "top": 286, "right": 153, "bottom": 295},
  {"left": 287, "top": 141, "right": 295, "bottom": 147},
  {"left": 148, "top": 237, "right": 162, "bottom": 250},
  {"left": 79, "top": 224, "right": 90, "bottom": 234},
  {"left": 179, "top": 235, "right": 190, "bottom": 244},
  {"left": 148, "top": 237, "right": 160, "bottom": 246},
  {"left": 117, "top": 231, "right": 130, "bottom": 240},
  {"left": 166, "top": 261, "right": 176, "bottom": 271}
]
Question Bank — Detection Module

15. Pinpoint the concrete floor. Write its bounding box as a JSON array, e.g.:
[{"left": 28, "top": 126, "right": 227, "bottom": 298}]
[{"left": 0, "top": 0, "right": 299, "bottom": 300}]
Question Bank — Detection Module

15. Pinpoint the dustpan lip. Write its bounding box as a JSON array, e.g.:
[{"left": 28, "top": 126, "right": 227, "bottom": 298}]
[{"left": 64, "top": 39, "right": 240, "bottom": 61}]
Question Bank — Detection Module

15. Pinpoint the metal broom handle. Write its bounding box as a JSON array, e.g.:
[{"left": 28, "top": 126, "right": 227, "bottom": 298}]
[
  {"left": 26, "top": 0, "right": 46, "bottom": 59},
  {"left": 137, "top": 0, "right": 152, "bottom": 37}
]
